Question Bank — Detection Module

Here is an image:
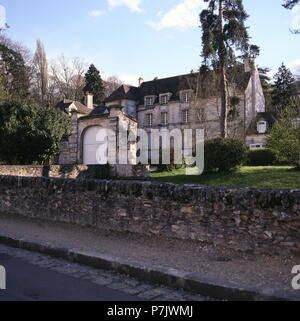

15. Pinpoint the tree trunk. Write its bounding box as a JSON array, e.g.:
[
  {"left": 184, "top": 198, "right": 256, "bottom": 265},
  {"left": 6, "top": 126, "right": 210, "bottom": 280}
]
[
  {"left": 220, "top": 62, "right": 228, "bottom": 138},
  {"left": 218, "top": 0, "right": 228, "bottom": 138}
]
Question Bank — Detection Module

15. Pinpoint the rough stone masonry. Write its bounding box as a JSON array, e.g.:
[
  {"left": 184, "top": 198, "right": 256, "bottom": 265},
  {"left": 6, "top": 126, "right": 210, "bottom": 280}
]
[{"left": 0, "top": 175, "right": 299, "bottom": 256}]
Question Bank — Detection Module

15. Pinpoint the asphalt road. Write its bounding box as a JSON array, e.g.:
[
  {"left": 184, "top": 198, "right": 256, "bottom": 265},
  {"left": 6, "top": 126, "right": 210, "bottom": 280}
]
[{"left": 0, "top": 253, "right": 141, "bottom": 301}]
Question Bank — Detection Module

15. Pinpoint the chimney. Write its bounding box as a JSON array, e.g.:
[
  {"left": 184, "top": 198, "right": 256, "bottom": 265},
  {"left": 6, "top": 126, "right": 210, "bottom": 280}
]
[
  {"left": 138, "top": 77, "right": 144, "bottom": 87},
  {"left": 85, "top": 93, "right": 94, "bottom": 109},
  {"left": 244, "top": 57, "right": 256, "bottom": 73}
]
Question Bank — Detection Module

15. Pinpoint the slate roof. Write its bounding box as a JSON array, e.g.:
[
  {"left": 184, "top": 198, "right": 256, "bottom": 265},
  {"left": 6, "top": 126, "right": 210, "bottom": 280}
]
[
  {"left": 104, "top": 85, "right": 140, "bottom": 103},
  {"left": 56, "top": 99, "right": 91, "bottom": 115},
  {"left": 88, "top": 105, "right": 109, "bottom": 116},
  {"left": 56, "top": 99, "right": 111, "bottom": 120},
  {"left": 138, "top": 73, "right": 199, "bottom": 104},
  {"left": 104, "top": 67, "right": 252, "bottom": 105}
]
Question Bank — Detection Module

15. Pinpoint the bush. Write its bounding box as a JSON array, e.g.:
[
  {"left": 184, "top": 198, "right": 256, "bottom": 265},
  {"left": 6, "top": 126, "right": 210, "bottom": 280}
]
[
  {"left": 267, "top": 116, "right": 300, "bottom": 168},
  {"left": 0, "top": 98, "right": 71, "bottom": 164},
  {"left": 153, "top": 147, "right": 186, "bottom": 172},
  {"left": 246, "top": 149, "right": 276, "bottom": 166},
  {"left": 204, "top": 138, "right": 246, "bottom": 172},
  {"left": 156, "top": 163, "right": 183, "bottom": 172}
]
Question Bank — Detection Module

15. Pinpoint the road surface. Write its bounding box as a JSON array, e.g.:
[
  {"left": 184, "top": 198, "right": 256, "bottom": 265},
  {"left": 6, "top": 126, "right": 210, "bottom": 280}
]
[
  {"left": 0, "top": 244, "right": 205, "bottom": 301},
  {"left": 0, "top": 253, "right": 141, "bottom": 301}
]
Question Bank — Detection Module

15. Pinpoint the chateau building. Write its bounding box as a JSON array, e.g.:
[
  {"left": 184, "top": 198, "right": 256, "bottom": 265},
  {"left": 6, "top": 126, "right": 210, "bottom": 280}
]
[{"left": 59, "top": 60, "right": 266, "bottom": 165}]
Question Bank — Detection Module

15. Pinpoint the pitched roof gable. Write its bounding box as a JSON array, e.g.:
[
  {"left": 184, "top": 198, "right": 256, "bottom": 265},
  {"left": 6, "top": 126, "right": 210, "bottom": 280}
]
[{"left": 56, "top": 99, "right": 91, "bottom": 114}]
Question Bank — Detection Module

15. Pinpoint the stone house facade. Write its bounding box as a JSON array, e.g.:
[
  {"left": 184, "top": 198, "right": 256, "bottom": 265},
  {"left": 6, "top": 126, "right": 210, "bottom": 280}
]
[
  {"left": 59, "top": 60, "right": 266, "bottom": 165},
  {"left": 105, "top": 60, "right": 265, "bottom": 140}
]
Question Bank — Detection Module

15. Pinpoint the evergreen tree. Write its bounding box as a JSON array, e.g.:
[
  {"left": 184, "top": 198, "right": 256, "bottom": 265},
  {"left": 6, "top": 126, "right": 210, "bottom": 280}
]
[
  {"left": 267, "top": 115, "right": 300, "bottom": 169},
  {"left": 200, "top": 0, "right": 259, "bottom": 138},
  {"left": 258, "top": 67, "right": 271, "bottom": 91},
  {"left": 283, "top": 0, "right": 300, "bottom": 33},
  {"left": 283, "top": 0, "right": 299, "bottom": 9},
  {"left": 0, "top": 43, "right": 29, "bottom": 99},
  {"left": 271, "top": 63, "right": 296, "bottom": 115},
  {"left": 0, "top": 98, "right": 71, "bottom": 164},
  {"left": 83, "top": 64, "right": 105, "bottom": 105},
  {"left": 258, "top": 67, "right": 273, "bottom": 111}
]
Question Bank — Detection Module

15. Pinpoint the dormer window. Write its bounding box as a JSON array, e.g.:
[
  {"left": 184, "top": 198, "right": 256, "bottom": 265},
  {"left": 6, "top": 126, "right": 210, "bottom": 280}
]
[
  {"left": 160, "top": 94, "right": 169, "bottom": 105},
  {"left": 257, "top": 121, "right": 267, "bottom": 134},
  {"left": 145, "top": 96, "right": 154, "bottom": 107},
  {"left": 180, "top": 91, "right": 190, "bottom": 103}
]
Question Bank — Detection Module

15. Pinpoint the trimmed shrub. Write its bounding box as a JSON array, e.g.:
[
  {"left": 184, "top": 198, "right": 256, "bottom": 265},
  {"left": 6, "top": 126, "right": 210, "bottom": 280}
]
[
  {"left": 204, "top": 138, "right": 246, "bottom": 172},
  {"left": 246, "top": 149, "right": 276, "bottom": 166}
]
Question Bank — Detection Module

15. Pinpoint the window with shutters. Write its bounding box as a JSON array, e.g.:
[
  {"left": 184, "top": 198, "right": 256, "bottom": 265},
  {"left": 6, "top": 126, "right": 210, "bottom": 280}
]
[
  {"left": 182, "top": 110, "right": 190, "bottom": 123},
  {"left": 161, "top": 112, "right": 168, "bottom": 125},
  {"left": 146, "top": 114, "right": 153, "bottom": 126}
]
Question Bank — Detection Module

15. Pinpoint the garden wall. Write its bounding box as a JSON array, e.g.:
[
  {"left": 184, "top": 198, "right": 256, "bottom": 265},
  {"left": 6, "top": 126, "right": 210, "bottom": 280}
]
[
  {"left": 0, "top": 165, "right": 149, "bottom": 180},
  {"left": 0, "top": 175, "right": 299, "bottom": 256}
]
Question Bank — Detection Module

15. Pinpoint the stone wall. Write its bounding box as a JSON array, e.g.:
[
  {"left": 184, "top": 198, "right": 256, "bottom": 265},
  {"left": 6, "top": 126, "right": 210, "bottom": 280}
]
[
  {"left": 0, "top": 165, "right": 149, "bottom": 179},
  {"left": 0, "top": 175, "right": 299, "bottom": 256}
]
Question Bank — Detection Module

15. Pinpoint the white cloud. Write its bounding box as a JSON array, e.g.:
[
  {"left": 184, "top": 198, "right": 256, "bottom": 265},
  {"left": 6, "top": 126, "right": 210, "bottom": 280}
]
[
  {"left": 291, "top": 5, "right": 300, "bottom": 30},
  {"left": 107, "top": 0, "right": 143, "bottom": 13},
  {"left": 288, "top": 59, "right": 300, "bottom": 75},
  {"left": 118, "top": 73, "right": 140, "bottom": 86},
  {"left": 266, "top": 70, "right": 276, "bottom": 82},
  {"left": 103, "top": 72, "right": 139, "bottom": 86},
  {"left": 89, "top": 10, "right": 105, "bottom": 17},
  {"left": 147, "top": 0, "right": 207, "bottom": 31}
]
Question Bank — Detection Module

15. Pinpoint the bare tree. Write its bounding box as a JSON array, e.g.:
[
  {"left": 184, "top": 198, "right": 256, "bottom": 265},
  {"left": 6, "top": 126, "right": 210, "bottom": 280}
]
[
  {"left": 49, "top": 55, "right": 87, "bottom": 102},
  {"left": 32, "top": 39, "right": 48, "bottom": 104},
  {"left": 104, "top": 75, "right": 124, "bottom": 98},
  {"left": 0, "top": 34, "right": 32, "bottom": 66}
]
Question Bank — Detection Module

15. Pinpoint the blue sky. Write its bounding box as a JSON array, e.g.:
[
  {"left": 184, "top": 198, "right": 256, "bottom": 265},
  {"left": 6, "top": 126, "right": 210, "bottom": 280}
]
[{"left": 1, "top": 0, "right": 299, "bottom": 85}]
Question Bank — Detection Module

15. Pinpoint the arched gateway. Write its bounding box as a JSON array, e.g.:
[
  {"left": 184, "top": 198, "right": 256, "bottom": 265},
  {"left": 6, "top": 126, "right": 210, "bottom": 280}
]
[{"left": 82, "top": 126, "right": 103, "bottom": 165}]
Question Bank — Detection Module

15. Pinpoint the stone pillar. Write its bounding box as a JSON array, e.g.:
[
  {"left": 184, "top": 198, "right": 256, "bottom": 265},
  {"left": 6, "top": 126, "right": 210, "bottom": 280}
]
[{"left": 68, "top": 112, "right": 79, "bottom": 164}]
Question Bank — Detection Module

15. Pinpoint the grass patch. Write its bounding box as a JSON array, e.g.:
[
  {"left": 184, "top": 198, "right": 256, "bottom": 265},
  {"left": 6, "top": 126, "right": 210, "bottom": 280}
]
[{"left": 150, "top": 166, "right": 300, "bottom": 189}]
